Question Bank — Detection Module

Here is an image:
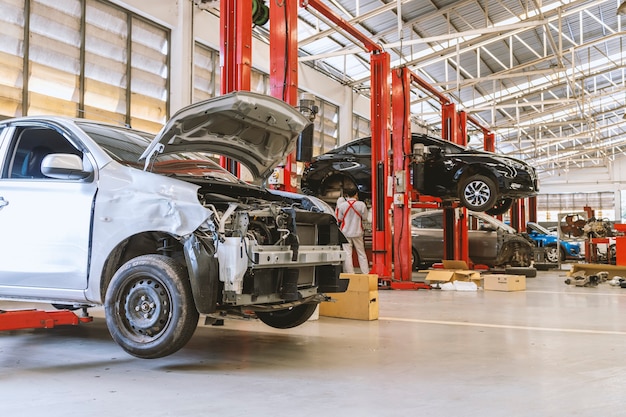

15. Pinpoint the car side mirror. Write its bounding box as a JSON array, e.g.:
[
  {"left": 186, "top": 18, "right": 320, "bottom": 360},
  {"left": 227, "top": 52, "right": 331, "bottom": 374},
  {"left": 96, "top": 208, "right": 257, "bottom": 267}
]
[
  {"left": 41, "top": 153, "right": 92, "bottom": 180},
  {"left": 481, "top": 223, "right": 497, "bottom": 232}
]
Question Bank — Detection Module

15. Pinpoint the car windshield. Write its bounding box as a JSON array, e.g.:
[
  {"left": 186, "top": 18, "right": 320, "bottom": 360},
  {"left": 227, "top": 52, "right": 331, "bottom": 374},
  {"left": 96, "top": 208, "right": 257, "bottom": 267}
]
[
  {"left": 472, "top": 212, "right": 517, "bottom": 233},
  {"left": 415, "top": 136, "right": 468, "bottom": 154},
  {"left": 77, "top": 122, "right": 240, "bottom": 183},
  {"left": 528, "top": 222, "right": 552, "bottom": 235}
]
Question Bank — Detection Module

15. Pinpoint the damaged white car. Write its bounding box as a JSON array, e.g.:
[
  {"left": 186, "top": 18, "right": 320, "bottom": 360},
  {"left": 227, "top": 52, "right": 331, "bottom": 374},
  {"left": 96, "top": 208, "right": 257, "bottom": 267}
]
[{"left": 0, "top": 91, "right": 348, "bottom": 358}]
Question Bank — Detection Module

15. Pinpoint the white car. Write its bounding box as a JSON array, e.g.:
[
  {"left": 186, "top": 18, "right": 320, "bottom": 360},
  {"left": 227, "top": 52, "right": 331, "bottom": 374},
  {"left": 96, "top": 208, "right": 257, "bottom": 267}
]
[{"left": 0, "top": 91, "right": 347, "bottom": 358}]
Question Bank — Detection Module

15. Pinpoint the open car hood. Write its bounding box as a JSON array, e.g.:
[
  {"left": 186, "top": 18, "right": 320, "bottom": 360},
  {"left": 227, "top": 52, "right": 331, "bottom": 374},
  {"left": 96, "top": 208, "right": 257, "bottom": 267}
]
[{"left": 140, "top": 91, "right": 310, "bottom": 181}]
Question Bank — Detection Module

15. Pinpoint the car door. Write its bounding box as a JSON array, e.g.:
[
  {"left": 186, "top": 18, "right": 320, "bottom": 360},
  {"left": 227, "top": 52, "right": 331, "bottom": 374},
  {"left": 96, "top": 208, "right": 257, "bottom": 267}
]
[
  {"left": 411, "top": 211, "right": 445, "bottom": 262},
  {"left": 467, "top": 213, "right": 499, "bottom": 264},
  {"left": 0, "top": 124, "right": 96, "bottom": 291}
]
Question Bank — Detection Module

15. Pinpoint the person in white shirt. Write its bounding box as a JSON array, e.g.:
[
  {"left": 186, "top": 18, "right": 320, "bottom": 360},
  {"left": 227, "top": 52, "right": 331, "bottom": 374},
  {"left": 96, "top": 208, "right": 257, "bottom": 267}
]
[{"left": 336, "top": 187, "right": 369, "bottom": 274}]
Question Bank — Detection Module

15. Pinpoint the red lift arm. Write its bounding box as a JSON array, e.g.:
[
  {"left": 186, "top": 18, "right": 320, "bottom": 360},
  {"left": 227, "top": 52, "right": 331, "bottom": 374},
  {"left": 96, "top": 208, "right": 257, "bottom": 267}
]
[{"left": 0, "top": 309, "right": 92, "bottom": 331}]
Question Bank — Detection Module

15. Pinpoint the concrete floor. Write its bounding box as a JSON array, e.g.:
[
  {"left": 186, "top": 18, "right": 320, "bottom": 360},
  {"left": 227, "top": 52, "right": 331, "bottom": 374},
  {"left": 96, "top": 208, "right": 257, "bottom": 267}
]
[{"left": 1, "top": 267, "right": 626, "bottom": 416}]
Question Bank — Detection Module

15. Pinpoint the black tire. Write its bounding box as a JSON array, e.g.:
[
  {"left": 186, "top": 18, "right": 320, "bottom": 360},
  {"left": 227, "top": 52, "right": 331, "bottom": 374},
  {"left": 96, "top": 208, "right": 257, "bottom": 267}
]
[
  {"left": 505, "top": 266, "right": 537, "bottom": 278},
  {"left": 459, "top": 174, "right": 498, "bottom": 212},
  {"left": 485, "top": 198, "right": 514, "bottom": 216},
  {"left": 609, "top": 244, "right": 616, "bottom": 263},
  {"left": 104, "top": 254, "right": 199, "bottom": 359},
  {"left": 412, "top": 248, "right": 420, "bottom": 270},
  {"left": 256, "top": 303, "right": 318, "bottom": 329},
  {"left": 545, "top": 244, "right": 565, "bottom": 263}
]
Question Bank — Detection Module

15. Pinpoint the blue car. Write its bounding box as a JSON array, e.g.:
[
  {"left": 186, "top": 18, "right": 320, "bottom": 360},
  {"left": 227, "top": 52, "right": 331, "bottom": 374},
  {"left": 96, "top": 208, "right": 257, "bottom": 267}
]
[{"left": 526, "top": 222, "right": 582, "bottom": 263}]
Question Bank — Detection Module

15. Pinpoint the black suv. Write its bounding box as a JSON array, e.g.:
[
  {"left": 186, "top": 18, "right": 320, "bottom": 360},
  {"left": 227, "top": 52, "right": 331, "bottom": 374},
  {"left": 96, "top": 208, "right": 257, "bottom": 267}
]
[{"left": 301, "top": 134, "right": 538, "bottom": 215}]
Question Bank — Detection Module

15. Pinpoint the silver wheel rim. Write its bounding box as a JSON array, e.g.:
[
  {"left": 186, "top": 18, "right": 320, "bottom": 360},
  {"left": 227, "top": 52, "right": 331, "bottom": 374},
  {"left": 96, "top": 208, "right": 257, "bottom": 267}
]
[
  {"left": 464, "top": 180, "right": 491, "bottom": 208},
  {"left": 546, "top": 247, "right": 559, "bottom": 263}
]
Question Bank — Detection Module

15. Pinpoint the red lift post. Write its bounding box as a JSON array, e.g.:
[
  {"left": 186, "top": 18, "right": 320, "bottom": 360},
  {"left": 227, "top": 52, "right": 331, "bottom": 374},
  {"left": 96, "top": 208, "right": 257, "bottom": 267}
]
[
  {"left": 270, "top": 0, "right": 298, "bottom": 192},
  {"left": 219, "top": 0, "right": 252, "bottom": 176},
  {"left": 391, "top": 66, "right": 428, "bottom": 288},
  {"left": 300, "top": 0, "right": 392, "bottom": 280},
  {"left": 0, "top": 309, "right": 92, "bottom": 331}
]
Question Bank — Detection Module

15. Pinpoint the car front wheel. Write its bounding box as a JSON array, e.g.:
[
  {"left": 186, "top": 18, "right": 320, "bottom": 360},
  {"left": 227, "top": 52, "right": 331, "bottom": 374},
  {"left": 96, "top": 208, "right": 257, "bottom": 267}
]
[
  {"left": 545, "top": 244, "right": 565, "bottom": 263},
  {"left": 459, "top": 174, "right": 498, "bottom": 212},
  {"left": 104, "top": 254, "right": 199, "bottom": 359},
  {"left": 256, "top": 303, "right": 318, "bottom": 329}
]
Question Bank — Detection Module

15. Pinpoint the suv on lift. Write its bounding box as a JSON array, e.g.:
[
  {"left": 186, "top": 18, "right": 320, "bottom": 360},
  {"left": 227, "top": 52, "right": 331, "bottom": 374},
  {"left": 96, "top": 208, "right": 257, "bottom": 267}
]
[
  {"left": 301, "top": 134, "right": 539, "bottom": 215},
  {"left": 0, "top": 91, "right": 348, "bottom": 359}
]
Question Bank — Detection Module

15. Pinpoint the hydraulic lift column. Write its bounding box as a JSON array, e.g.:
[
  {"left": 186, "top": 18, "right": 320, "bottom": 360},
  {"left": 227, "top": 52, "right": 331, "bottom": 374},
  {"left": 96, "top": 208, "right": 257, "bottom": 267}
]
[
  {"left": 441, "top": 102, "right": 469, "bottom": 265},
  {"left": 391, "top": 67, "right": 412, "bottom": 282},
  {"left": 369, "top": 51, "right": 392, "bottom": 278},
  {"left": 219, "top": 0, "right": 252, "bottom": 176},
  {"left": 270, "top": 0, "right": 298, "bottom": 191}
]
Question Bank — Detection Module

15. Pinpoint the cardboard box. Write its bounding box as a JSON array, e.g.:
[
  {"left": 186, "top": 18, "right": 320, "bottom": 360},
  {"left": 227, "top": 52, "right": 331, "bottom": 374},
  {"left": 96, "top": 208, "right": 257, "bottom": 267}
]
[
  {"left": 423, "top": 260, "right": 482, "bottom": 287},
  {"left": 319, "top": 274, "right": 378, "bottom": 321},
  {"left": 483, "top": 274, "right": 526, "bottom": 291}
]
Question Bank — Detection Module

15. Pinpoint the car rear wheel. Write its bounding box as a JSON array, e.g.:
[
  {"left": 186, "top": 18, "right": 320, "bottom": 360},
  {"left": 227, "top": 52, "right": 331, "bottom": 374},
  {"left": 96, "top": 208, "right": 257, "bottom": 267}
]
[
  {"left": 104, "top": 254, "right": 199, "bottom": 359},
  {"left": 459, "top": 174, "right": 498, "bottom": 212},
  {"left": 412, "top": 248, "right": 420, "bottom": 270},
  {"left": 545, "top": 244, "right": 565, "bottom": 263},
  {"left": 256, "top": 303, "right": 318, "bottom": 329}
]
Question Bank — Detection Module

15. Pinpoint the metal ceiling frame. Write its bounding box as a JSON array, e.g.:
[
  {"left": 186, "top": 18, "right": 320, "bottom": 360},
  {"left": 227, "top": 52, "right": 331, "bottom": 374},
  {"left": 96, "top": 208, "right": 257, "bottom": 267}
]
[{"left": 295, "top": 0, "right": 626, "bottom": 176}]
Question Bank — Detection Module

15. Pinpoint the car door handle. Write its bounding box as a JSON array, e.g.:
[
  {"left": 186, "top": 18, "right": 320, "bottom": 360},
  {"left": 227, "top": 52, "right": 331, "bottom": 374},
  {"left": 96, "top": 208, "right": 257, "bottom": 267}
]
[{"left": 0, "top": 197, "right": 8, "bottom": 209}]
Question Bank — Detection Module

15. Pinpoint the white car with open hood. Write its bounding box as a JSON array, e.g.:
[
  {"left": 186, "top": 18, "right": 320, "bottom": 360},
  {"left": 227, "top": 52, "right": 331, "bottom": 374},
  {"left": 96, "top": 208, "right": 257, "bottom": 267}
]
[{"left": 0, "top": 91, "right": 348, "bottom": 359}]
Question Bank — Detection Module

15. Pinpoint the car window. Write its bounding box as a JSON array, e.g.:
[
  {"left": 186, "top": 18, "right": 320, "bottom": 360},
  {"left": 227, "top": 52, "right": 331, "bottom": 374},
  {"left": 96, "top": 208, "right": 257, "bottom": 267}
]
[
  {"left": 412, "top": 212, "right": 443, "bottom": 229},
  {"left": 2, "top": 126, "right": 83, "bottom": 180},
  {"left": 414, "top": 135, "right": 465, "bottom": 154},
  {"left": 78, "top": 122, "right": 241, "bottom": 184},
  {"left": 346, "top": 140, "right": 370, "bottom": 155}
]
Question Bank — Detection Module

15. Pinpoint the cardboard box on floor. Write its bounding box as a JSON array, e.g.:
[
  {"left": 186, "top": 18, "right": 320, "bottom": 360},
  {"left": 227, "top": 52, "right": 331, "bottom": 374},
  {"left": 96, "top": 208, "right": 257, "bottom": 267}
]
[
  {"left": 483, "top": 274, "right": 526, "bottom": 291},
  {"left": 319, "top": 273, "right": 378, "bottom": 321},
  {"left": 422, "top": 260, "right": 482, "bottom": 287}
]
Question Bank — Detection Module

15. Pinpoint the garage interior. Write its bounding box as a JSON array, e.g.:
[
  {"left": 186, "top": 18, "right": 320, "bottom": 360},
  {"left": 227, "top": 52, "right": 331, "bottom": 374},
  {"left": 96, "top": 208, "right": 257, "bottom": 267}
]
[{"left": 1, "top": 0, "right": 626, "bottom": 415}]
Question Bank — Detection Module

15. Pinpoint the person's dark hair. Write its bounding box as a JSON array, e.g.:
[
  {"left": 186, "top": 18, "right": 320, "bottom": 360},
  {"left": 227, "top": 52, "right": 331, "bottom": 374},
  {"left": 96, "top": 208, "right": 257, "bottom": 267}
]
[{"left": 344, "top": 187, "right": 358, "bottom": 197}]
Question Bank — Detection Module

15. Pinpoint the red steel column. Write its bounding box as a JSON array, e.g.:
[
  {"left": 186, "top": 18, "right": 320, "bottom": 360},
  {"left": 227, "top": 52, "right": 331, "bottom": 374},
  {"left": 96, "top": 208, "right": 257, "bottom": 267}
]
[
  {"left": 441, "top": 103, "right": 459, "bottom": 262},
  {"left": 484, "top": 132, "right": 495, "bottom": 152},
  {"left": 456, "top": 110, "right": 469, "bottom": 265},
  {"left": 219, "top": 0, "right": 252, "bottom": 176},
  {"left": 270, "top": 0, "right": 298, "bottom": 191},
  {"left": 370, "top": 51, "right": 392, "bottom": 278},
  {"left": 528, "top": 196, "right": 537, "bottom": 223},
  {"left": 391, "top": 67, "right": 412, "bottom": 281}
]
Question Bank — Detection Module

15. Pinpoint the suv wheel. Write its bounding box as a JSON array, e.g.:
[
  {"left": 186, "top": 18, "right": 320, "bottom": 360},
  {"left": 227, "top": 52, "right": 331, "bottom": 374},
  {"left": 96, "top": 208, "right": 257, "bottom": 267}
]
[
  {"left": 256, "top": 303, "right": 318, "bottom": 329},
  {"left": 459, "top": 174, "right": 498, "bottom": 212},
  {"left": 104, "top": 254, "right": 199, "bottom": 359}
]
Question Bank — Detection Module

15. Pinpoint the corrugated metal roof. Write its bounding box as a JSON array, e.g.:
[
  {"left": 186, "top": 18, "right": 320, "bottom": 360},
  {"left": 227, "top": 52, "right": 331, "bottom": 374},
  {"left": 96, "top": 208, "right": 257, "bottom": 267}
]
[{"left": 294, "top": 0, "right": 625, "bottom": 175}]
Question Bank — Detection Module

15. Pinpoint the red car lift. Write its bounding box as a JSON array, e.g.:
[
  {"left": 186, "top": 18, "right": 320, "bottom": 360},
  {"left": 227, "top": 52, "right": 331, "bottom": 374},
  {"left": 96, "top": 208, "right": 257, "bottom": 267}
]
[
  {"left": 0, "top": 309, "right": 92, "bottom": 331},
  {"left": 270, "top": 0, "right": 299, "bottom": 192},
  {"left": 219, "top": 0, "right": 253, "bottom": 177},
  {"left": 301, "top": 0, "right": 393, "bottom": 281}
]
